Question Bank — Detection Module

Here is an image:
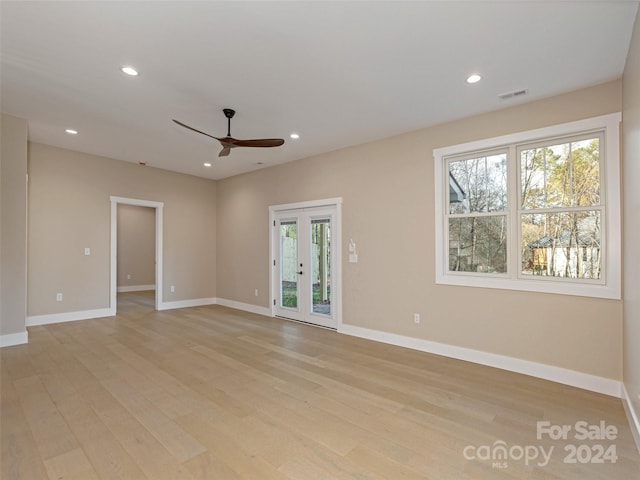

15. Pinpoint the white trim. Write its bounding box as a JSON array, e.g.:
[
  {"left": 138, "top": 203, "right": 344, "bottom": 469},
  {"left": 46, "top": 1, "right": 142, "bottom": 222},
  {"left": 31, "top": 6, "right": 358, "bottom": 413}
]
[
  {"left": 0, "top": 331, "right": 28, "bottom": 347},
  {"left": 622, "top": 383, "right": 640, "bottom": 455},
  {"left": 157, "top": 297, "right": 217, "bottom": 311},
  {"left": 24, "top": 297, "right": 218, "bottom": 324},
  {"left": 269, "top": 197, "right": 343, "bottom": 212},
  {"left": 338, "top": 323, "right": 622, "bottom": 398},
  {"left": 110, "top": 196, "right": 164, "bottom": 312},
  {"left": 117, "top": 284, "right": 156, "bottom": 293},
  {"left": 215, "top": 297, "right": 272, "bottom": 316},
  {"left": 27, "top": 308, "right": 114, "bottom": 326},
  {"left": 434, "top": 113, "right": 621, "bottom": 159},
  {"left": 433, "top": 113, "right": 622, "bottom": 299}
]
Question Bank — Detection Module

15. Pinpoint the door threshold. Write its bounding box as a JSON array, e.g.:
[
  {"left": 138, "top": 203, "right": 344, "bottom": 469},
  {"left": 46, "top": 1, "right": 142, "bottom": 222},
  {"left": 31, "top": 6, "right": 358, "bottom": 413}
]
[{"left": 275, "top": 315, "right": 337, "bottom": 331}]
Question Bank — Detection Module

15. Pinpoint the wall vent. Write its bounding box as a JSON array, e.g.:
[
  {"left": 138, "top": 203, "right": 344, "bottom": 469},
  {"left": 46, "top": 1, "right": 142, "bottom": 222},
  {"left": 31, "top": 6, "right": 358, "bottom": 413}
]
[{"left": 498, "top": 88, "right": 528, "bottom": 100}]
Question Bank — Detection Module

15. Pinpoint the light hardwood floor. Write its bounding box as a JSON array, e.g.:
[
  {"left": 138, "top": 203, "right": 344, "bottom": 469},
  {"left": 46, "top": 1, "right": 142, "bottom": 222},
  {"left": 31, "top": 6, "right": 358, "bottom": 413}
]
[{"left": 2, "top": 291, "right": 639, "bottom": 479}]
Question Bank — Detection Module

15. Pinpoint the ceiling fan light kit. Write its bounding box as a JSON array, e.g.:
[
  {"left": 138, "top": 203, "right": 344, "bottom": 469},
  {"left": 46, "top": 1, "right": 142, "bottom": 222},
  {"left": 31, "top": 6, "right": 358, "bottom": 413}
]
[{"left": 173, "top": 108, "right": 285, "bottom": 157}]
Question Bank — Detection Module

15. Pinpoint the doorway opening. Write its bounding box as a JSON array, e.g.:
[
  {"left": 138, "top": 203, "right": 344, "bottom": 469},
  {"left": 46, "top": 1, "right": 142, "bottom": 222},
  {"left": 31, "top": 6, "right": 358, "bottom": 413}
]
[{"left": 110, "top": 196, "right": 164, "bottom": 313}]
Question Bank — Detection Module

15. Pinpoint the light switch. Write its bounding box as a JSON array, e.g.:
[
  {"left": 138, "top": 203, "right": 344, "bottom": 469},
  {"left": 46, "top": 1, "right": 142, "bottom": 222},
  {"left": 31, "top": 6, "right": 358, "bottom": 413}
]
[
  {"left": 84, "top": 247, "right": 91, "bottom": 256},
  {"left": 349, "top": 239, "right": 358, "bottom": 262}
]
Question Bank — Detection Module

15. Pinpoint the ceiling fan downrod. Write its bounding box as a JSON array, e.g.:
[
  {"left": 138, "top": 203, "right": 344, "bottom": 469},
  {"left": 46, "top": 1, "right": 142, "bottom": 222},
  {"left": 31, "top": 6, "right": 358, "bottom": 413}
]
[{"left": 223, "top": 108, "right": 235, "bottom": 137}]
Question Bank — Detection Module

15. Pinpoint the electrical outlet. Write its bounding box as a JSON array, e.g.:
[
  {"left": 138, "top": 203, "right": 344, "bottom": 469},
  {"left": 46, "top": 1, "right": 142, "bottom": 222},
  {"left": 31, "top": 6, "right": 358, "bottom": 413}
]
[
  {"left": 127, "top": 274, "right": 131, "bottom": 280},
  {"left": 56, "top": 293, "right": 63, "bottom": 302},
  {"left": 170, "top": 285, "right": 175, "bottom": 293},
  {"left": 254, "top": 289, "right": 259, "bottom": 297},
  {"left": 413, "top": 313, "right": 420, "bottom": 324}
]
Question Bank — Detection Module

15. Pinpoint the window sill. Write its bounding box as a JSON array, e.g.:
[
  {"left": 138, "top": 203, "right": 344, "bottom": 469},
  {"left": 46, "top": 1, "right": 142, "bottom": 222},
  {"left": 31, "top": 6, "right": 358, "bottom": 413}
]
[{"left": 436, "top": 272, "right": 620, "bottom": 300}]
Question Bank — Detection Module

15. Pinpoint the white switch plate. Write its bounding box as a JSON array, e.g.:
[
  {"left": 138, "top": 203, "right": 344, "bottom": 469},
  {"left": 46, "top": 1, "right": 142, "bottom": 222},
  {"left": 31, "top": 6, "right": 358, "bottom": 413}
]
[
  {"left": 56, "top": 293, "right": 63, "bottom": 302},
  {"left": 170, "top": 285, "right": 175, "bottom": 293},
  {"left": 84, "top": 247, "right": 91, "bottom": 256}
]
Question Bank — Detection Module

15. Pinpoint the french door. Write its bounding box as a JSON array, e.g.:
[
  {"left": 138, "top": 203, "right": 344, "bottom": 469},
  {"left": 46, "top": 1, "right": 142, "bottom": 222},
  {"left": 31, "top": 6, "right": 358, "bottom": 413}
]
[{"left": 272, "top": 204, "right": 338, "bottom": 329}]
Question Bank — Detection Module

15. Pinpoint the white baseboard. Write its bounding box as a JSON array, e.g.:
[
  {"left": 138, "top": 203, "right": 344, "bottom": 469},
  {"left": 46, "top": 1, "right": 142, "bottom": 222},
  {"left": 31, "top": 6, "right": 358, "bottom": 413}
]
[
  {"left": 117, "top": 284, "right": 155, "bottom": 293},
  {"left": 338, "top": 324, "right": 622, "bottom": 398},
  {"left": 622, "top": 383, "right": 640, "bottom": 455},
  {"left": 157, "top": 297, "right": 217, "bottom": 311},
  {"left": 0, "top": 330, "right": 29, "bottom": 347},
  {"left": 26, "top": 307, "right": 115, "bottom": 326},
  {"left": 215, "top": 297, "right": 272, "bottom": 316}
]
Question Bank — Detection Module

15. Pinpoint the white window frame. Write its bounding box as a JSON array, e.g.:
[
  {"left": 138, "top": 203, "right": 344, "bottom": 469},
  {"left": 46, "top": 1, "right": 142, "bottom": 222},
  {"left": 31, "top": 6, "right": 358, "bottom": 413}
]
[{"left": 433, "top": 113, "right": 621, "bottom": 299}]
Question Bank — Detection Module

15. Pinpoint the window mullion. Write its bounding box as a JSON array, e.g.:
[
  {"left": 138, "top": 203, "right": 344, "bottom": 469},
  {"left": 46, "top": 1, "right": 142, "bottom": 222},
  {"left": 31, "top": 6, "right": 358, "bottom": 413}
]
[{"left": 509, "top": 144, "right": 519, "bottom": 280}]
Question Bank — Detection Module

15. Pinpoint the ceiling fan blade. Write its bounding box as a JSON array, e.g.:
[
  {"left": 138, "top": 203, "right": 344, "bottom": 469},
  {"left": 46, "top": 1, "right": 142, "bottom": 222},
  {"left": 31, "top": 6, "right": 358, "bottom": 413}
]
[
  {"left": 172, "top": 119, "right": 223, "bottom": 141},
  {"left": 232, "top": 138, "right": 285, "bottom": 148},
  {"left": 174, "top": 111, "right": 285, "bottom": 158}
]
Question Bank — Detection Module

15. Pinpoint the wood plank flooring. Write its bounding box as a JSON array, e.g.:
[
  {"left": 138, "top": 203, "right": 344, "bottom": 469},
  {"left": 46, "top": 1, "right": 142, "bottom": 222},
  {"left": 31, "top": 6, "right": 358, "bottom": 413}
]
[{"left": 2, "top": 291, "right": 639, "bottom": 479}]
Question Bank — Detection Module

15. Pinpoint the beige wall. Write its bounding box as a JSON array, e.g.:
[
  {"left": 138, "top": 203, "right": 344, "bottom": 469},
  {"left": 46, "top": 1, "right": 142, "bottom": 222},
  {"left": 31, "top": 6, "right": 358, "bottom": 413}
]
[
  {"left": 0, "top": 114, "right": 28, "bottom": 339},
  {"left": 217, "top": 80, "right": 623, "bottom": 380},
  {"left": 117, "top": 204, "right": 156, "bottom": 288},
  {"left": 623, "top": 8, "right": 640, "bottom": 437},
  {"left": 28, "top": 143, "right": 216, "bottom": 315}
]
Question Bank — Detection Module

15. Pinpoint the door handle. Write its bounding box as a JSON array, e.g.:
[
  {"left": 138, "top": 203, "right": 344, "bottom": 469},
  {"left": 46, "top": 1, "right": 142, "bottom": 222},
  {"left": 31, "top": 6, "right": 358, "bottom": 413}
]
[{"left": 297, "top": 270, "right": 303, "bottom": 275}]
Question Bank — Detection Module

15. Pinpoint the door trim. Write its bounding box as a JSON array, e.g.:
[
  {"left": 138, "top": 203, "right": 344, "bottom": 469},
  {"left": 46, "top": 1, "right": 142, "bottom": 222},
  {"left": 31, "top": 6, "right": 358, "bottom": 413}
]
[
  {"left": 269, "top": 198, "right": 342, "bottom": 329},
  {"left": 110, "top": 196, "right": 164, "bottom": 313}
]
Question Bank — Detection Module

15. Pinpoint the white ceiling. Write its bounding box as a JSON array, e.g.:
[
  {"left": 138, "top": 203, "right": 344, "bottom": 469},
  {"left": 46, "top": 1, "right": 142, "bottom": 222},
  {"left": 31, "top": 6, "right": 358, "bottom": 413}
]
[{"left": 2, "top": 1, "right": 638, "bottom": 180}]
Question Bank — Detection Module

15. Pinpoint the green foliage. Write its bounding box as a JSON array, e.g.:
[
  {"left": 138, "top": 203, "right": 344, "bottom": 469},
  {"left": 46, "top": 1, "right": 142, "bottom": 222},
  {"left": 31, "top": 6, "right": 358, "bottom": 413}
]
[{"left": 281, "top": 284, "right": 330, "bottom": 308}]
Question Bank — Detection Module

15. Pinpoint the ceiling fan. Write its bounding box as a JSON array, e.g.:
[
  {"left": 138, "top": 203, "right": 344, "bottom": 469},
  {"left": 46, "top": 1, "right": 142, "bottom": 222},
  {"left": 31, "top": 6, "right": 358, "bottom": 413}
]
[{"left": 173, "top": 108, "right": 285, "bottom": 157}]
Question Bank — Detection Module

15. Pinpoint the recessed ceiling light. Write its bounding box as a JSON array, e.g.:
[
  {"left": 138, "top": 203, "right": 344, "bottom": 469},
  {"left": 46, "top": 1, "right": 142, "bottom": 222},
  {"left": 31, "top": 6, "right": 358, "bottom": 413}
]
[
  {"left": 65, "top": 128, "right": 78, "bottom": 135},
  {"left": 466, "top": 74, "right": 482, "bottom": 84},
  {"left": 203, "top": 162, "right": 212, "bottom": 167},
  {"left": 121, "top": 66, "right": 139, "bottom": 76},
  {"left": 290, "top": 133, "right": 300, "bottom": 139}
]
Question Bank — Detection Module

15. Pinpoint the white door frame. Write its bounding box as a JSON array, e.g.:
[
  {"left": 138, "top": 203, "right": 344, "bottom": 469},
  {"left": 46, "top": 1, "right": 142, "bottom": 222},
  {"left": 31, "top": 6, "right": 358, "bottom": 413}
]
[
  {"left": 110, "top": 196, "right": 164, "bottom": 312},
  {"left": 269, "top": 197, "right": 342, "bottom": 329}
]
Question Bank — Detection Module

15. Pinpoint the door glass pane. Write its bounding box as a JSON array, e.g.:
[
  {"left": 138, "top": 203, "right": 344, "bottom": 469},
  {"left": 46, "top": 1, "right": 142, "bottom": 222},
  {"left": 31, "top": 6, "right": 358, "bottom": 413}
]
[
  {"left": 280, "top": 220, "right": 297, "bottom": 309},
  {"left": 311, "top": 218, "right": 331, "bottom": 315}
]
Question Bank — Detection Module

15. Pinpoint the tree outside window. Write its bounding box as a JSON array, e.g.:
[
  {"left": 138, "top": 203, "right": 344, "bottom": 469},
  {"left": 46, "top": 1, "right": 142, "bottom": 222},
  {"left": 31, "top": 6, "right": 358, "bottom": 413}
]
[
  {"left": 519, "top": 136, "right": 602, "bottom": 280},
  {"left": 447, "top": 152, "right": 508, "bottom": 274}
]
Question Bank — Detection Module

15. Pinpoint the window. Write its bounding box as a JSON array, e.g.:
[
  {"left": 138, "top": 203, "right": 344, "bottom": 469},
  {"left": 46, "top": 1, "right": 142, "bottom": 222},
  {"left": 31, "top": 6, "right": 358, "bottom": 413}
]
[
  {"left": 447, "top": 150, "right": 508, "bottom": 274},
  {"left": 519, "top": 134, "right": 603, "bottom": 280},
  {"left": 434, "top": 113, "right": 621, "bottom": 299}
]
